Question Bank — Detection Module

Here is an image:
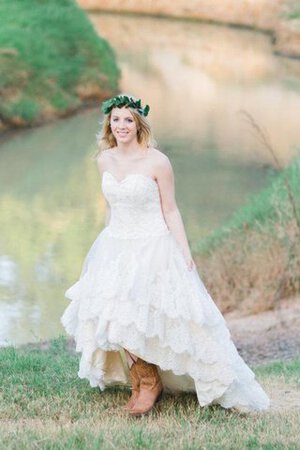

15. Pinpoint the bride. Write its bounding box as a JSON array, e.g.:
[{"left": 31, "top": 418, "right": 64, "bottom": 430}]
[{"left": 60, "top": 94, "right": 270, "bottom": 417}]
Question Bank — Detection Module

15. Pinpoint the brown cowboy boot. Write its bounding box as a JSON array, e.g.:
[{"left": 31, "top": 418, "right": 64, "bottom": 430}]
[
  {"left": 123, "top": 361, "right": 140, "bottom": 411},
  {"left": 128, "top": 358, "right": 163, "bottom": 416}
]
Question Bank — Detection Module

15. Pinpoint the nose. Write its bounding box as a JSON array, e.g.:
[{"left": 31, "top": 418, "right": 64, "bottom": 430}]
[{"left": 118, "top": 119, "right": 127, "bottom": 129}]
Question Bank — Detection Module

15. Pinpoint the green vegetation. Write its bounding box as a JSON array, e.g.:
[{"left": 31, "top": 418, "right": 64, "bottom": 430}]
[
  {"left": 0, "top": 336, "right": 299, "bottom": 449},
  {"left": 195, "top": 156, "right": 300, "bottom": 254},
  {"left": 288, "top": 11, "right": 300, "bottom": 19},
  {"left": 287, "top": 1, "right": 300, "bottom": 20},
  {"left": 0, "top": 0, "right": 120, "bottom": 128},
  {"left": 193, "top": 156, "right": 300, "bottom": 313},
  {"left": 256, "top": 359, "right": 300, "bottom": 385}
]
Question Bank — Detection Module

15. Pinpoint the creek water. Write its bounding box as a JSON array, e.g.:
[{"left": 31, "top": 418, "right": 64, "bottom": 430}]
[{"left": 1, "top": 13, "right": 300, "bottom": 346}]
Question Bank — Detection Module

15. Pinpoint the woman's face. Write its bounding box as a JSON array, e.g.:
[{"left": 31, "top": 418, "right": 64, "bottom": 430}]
[{"left": 110, "top": 107, "right": 138, "bottom": 144}]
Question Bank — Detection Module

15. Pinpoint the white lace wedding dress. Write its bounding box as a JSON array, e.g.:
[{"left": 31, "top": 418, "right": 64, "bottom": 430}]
[{"left": 61, "top": 170, "right": 270, "bottom": 412}]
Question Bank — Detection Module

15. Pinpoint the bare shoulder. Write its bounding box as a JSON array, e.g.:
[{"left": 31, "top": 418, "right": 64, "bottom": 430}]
[
  {"left": 149, "top": 148, "right": 173, "bottom": 176},
  {"left": 147, "top": 147, "right": 170, "bottom": 166},
  {"left": 96, "top": 148, "right": 117, "bottom": 173}
]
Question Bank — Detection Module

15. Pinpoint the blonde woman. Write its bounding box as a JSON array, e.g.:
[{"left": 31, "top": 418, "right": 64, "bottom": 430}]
[{"left": 61, "top": 94, "right": 270, "bottom": 416}]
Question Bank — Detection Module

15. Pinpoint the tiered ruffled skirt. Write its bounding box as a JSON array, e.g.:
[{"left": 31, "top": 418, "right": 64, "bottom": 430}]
[{"left": 61, "top": 227, "right": 270, "bottom": 412}]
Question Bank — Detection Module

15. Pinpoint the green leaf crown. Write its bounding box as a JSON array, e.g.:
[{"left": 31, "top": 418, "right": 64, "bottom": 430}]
[{"left": 102, "top": 95, "right": 150, "bottom": 117}]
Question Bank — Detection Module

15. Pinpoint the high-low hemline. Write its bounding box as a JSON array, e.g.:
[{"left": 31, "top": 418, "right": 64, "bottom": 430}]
[{"left": 60, "top": 171, "right": 270, "bottom": 412}]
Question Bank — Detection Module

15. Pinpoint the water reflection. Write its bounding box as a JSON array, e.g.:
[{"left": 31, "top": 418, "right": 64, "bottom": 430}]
[
  {"left": 90, "top": 13, "right": 300, "bottom": 166},
  {"left": 1, "top": 13, "right": 300, "bottom": 346}
]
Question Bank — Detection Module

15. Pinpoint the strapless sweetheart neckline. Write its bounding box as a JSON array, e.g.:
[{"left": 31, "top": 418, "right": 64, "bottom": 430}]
[{"left": 102, "top": 170, "right": 158, "bottom": 187}]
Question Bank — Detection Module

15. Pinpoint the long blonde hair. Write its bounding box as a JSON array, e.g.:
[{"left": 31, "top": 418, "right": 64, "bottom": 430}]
[{"left": 93, "top": 95, "right": 157, "bottom": 158}]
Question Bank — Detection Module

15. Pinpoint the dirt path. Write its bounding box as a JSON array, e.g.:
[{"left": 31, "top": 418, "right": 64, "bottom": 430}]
[
  {"left": 225, "top": 296, "right": 300, "bottom": 365},
  {"left": 225, "top": 298, "right": 300, "bottom": 412}
]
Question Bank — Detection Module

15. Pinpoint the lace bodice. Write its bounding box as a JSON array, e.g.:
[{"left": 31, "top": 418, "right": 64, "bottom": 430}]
[{"left": 102, "top": 171, "right": 170, "bottom": 239}]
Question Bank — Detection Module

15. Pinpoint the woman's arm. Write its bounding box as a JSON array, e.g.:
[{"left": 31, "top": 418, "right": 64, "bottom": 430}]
[
  {"left": 156, "top": 154, "right": 195, "bottom": 271},
  {"left": 96, "top": 151, "right": 111, "bottom": 226}
]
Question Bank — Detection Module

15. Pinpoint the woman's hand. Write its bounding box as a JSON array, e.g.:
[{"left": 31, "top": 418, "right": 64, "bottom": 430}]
[{"left": 183, "top": 250, "right": 196, "bottom": 271}]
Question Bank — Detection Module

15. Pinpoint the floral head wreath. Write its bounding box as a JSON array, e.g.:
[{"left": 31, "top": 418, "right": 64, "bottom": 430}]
[{"left": 102, "top": 95, "right": 150, "bottom": 117}]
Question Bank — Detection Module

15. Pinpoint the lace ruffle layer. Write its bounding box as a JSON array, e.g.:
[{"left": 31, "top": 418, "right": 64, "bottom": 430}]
[{"left": 61, "top": 231, "right": 270, "bottom": 411}]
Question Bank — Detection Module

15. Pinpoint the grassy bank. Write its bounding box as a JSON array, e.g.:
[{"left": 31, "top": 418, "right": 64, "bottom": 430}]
[
  {"left": 288, "top": 11, "right": 300, "bottom": 20},
  {"left": 0, "top": 336, "right": 299, "bottom": 449},
  {"left": 287, "top": 0, "right": 300, "bottom": 20},
  {"left": 0, "top": 0, "right": 120, "bottom": 129},
  {"left": 194, "top": 156, "right": 300, "bottom": 313}
]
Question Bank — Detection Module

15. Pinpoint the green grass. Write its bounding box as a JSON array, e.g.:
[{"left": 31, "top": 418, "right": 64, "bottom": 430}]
[
  {"left": 0, "top": 0, "right": 120, "bottom": 126},
  {"left": 288, "top": 12, "right": 300, "bottom": 19},
  {"left": 256, "top": 359, "right": 300, "bottom": 385},
  {"left": 285, "top": 0, "right": 300, "bottom": 20},
  {"left": 0, "top": 336, "right": 299, "bottom": 449},
  {"left": 194, "top": 155, "right": 300, "bottom": 254}
]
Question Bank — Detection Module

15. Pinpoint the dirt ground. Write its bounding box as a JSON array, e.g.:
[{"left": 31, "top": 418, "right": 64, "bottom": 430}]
[
  {"left": 225, "top": 297, "right": 300, "bottom": 412},
  {"left": 225, "top": 296, "right": 300, "bottom": 365}
]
